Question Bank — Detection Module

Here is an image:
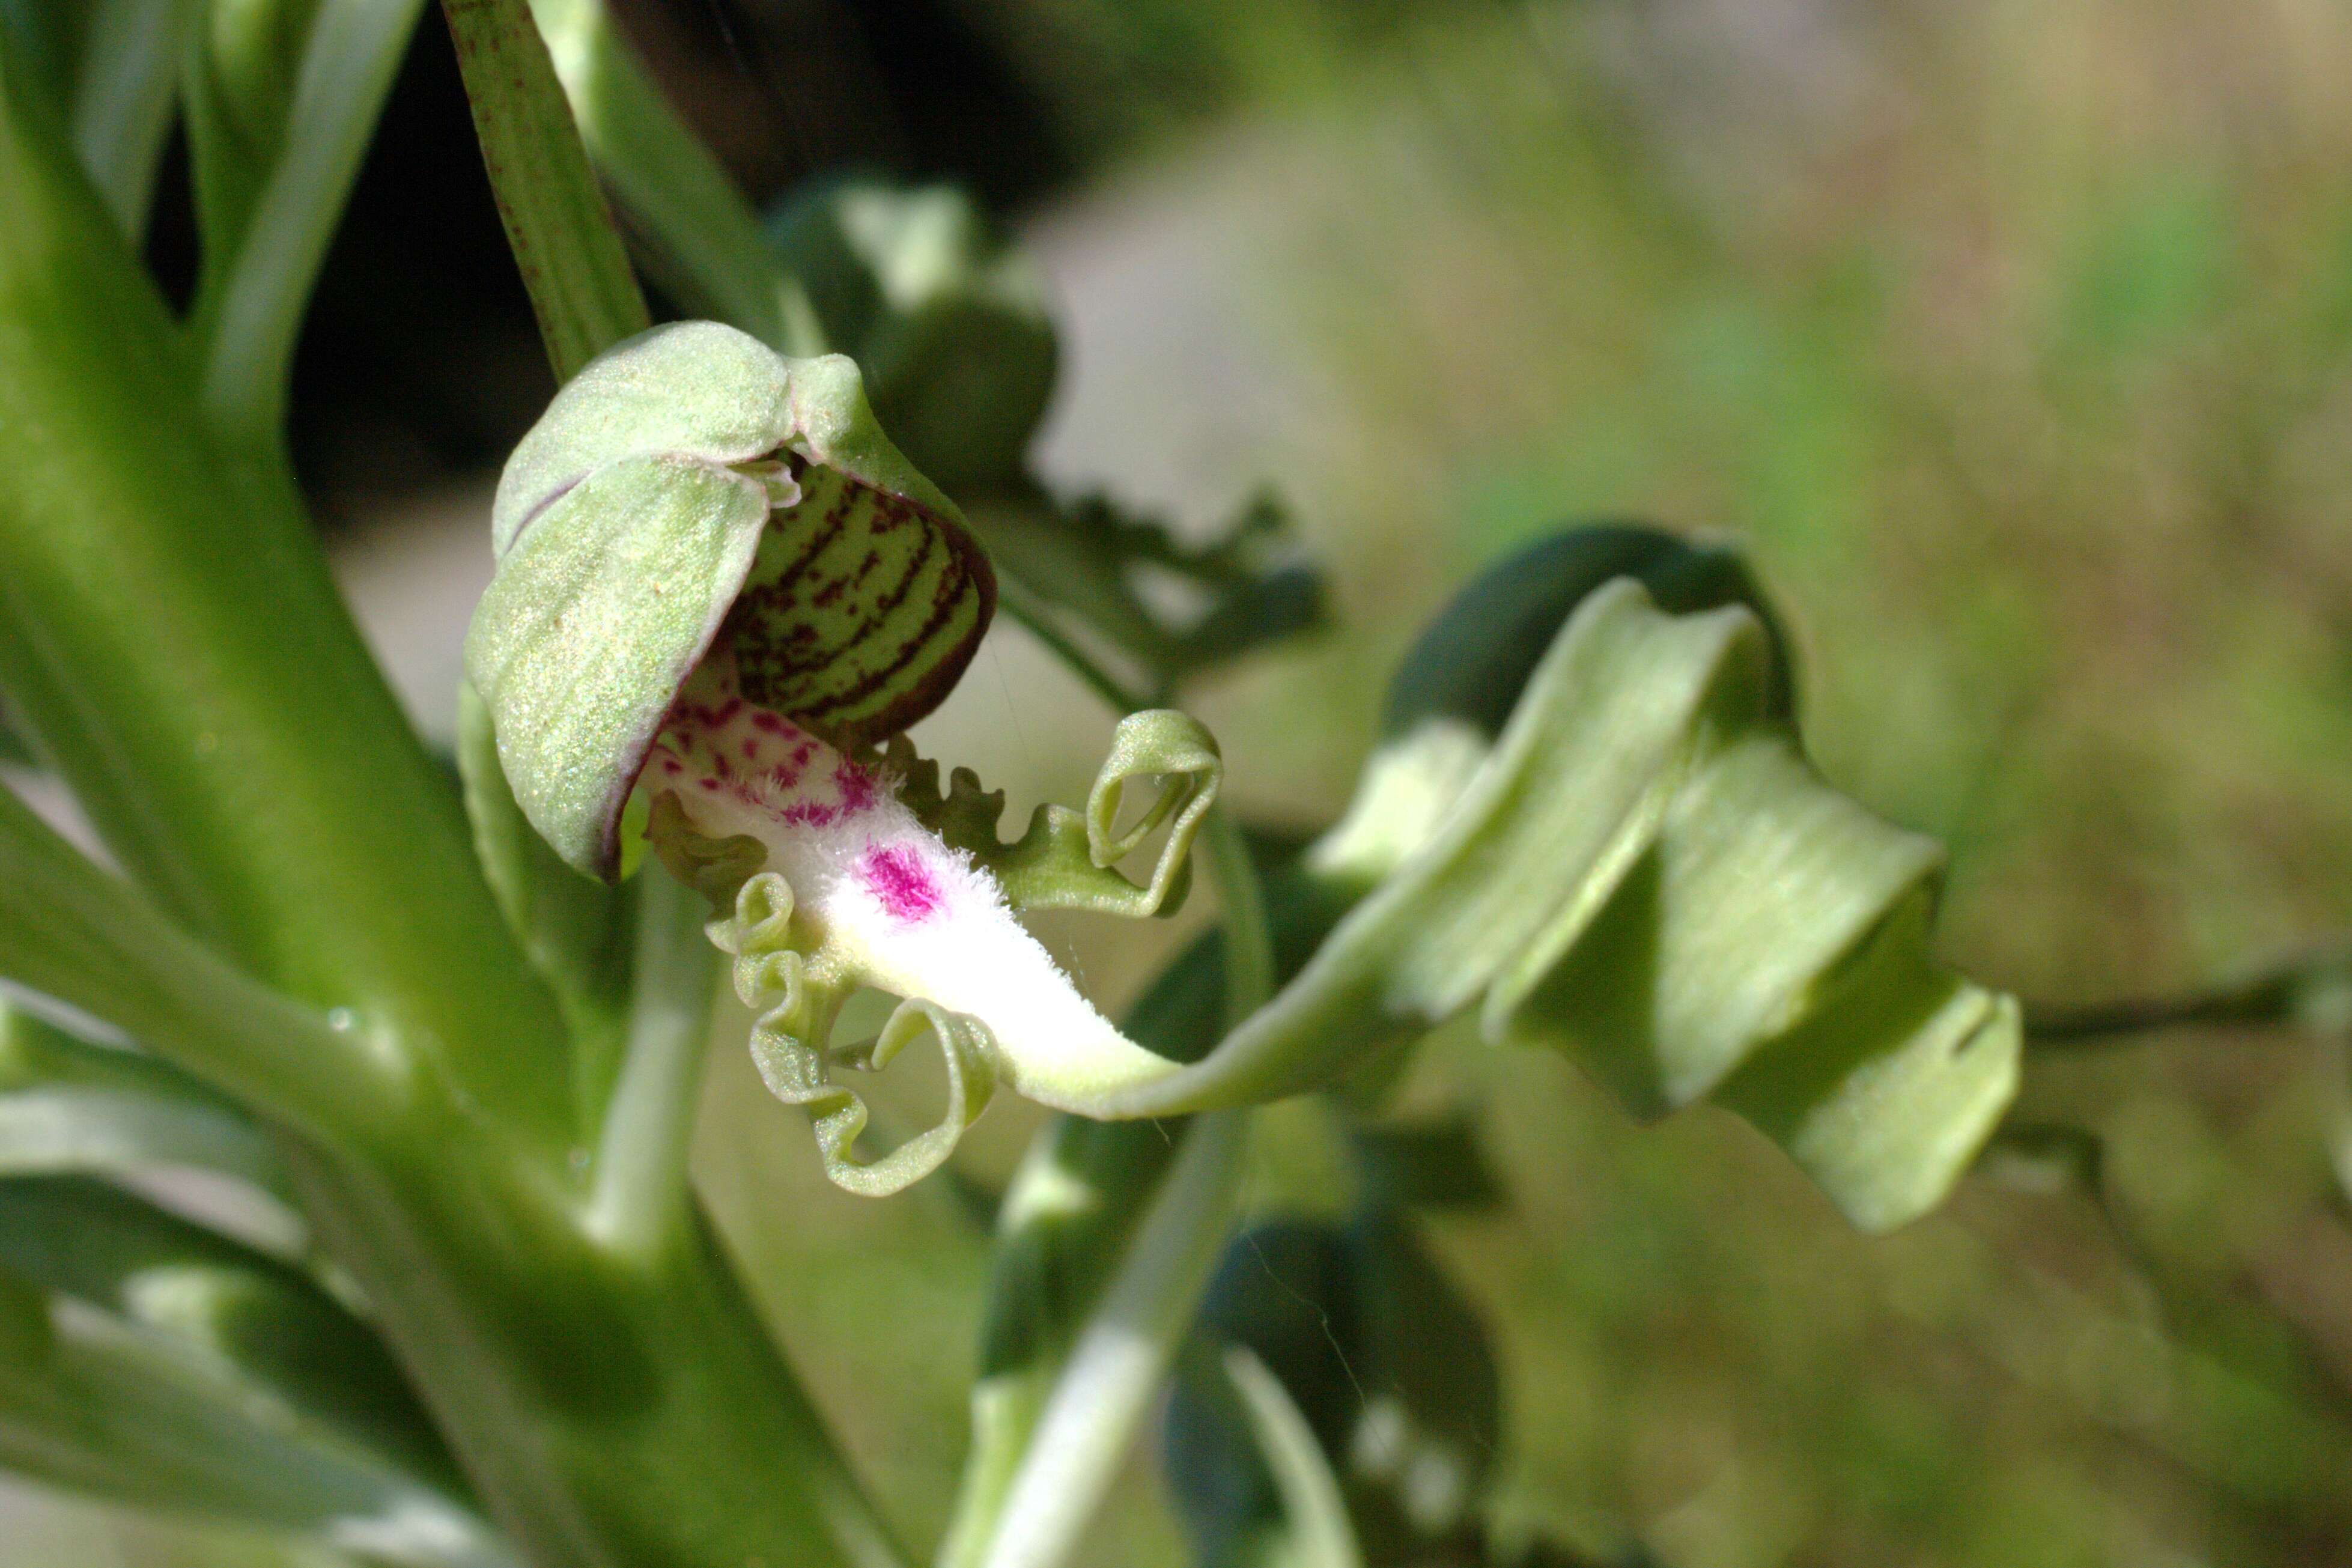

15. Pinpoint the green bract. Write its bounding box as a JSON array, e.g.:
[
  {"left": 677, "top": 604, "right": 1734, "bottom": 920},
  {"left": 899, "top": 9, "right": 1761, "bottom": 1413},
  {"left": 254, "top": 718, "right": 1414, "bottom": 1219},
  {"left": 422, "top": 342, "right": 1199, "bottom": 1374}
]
[{"left": 464, "top": 319, "right": 995, "bottom": 877}]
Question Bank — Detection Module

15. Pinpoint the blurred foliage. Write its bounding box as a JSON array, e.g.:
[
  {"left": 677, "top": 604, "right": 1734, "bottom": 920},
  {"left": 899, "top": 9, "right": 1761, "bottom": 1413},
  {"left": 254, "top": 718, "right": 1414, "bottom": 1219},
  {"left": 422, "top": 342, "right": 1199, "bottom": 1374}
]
[
  {"left": 17, "top": 0, "right": 2352, "bottom": 1563},
  {"left": 912, "top": 1, "right": 2352, "bottom": 1564}
]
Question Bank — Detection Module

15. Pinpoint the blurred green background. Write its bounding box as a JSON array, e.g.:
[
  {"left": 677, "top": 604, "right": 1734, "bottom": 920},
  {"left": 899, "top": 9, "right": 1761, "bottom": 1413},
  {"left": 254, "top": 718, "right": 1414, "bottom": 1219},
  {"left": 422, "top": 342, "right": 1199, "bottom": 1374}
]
[{"left": 13, "top": 0, "right": 2352, "bottom": 1563}]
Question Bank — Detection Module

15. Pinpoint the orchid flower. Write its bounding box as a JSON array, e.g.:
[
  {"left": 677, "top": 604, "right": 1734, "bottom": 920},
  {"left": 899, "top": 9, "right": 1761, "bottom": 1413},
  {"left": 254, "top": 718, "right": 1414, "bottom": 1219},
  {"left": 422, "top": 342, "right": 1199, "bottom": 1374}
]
[
  {"left": 465, "top": 323, "right": 2022, "bottom": 1228},
  {"left": 465, "top": 321, "right": 1211, "bottom": 1191}
]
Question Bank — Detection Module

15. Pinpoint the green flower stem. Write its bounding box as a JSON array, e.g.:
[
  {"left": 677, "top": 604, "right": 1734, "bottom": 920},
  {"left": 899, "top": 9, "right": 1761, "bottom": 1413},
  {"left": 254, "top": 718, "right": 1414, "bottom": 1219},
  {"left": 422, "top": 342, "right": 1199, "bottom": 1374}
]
[
  {"left": 441, "top": 0, "right": 649, "bottom": 382},
  {"left": 0, "top": 781, "right": 394, "bottom": 1147},
  {"left": 582, "top": 866, "right": 719, "bottom": 1257},
  {"left": 198, "top": 0, "right": 430, "bottom": 445},
  {"left": 526, "top": 0, "right": 825, "bottom": 356},
  {"left": 974, "top": 1110, "right": 1248, "bottom": 1568},
  {"left": 949, "top": 767, "right": 1275, "bottom": 1568},
  {"left": 5, "top": 47, "right": 913, "bottom": 1564},
  {"left": 68, "top": 0, "right": 189, "bottom": 236}
]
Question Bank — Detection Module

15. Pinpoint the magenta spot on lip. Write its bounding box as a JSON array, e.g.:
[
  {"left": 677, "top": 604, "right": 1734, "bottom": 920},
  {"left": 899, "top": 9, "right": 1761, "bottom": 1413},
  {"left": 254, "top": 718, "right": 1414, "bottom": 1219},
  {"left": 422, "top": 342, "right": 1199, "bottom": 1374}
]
[
  {"left": 860, "top": 842, "right": 943, "bottom": 922},
  {"left": 834, "top": 761, "right": 877, "bottom": 815}
]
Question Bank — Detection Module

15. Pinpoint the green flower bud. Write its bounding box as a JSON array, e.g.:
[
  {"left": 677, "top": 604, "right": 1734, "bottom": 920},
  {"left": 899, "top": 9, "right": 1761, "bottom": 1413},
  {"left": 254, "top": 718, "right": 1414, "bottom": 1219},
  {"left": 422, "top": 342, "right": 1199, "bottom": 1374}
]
[{"left": 464, "top": 319, "right": 995, "bottom": 878}]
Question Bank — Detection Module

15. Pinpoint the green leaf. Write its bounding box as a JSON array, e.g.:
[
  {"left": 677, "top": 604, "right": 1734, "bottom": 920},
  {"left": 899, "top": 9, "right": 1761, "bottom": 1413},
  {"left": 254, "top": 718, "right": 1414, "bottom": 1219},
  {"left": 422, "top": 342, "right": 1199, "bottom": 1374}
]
[
  {"left": 526, "top": 0, "right": 818, "bottom": 356},
  {"left": 185, "top": 0, "right": 428, "bottom": 438},
  {"left": 0, "top": 1178, "right": 507, "bottom": 1562},
  {"left": 0, "top": 1178, "right": 451, "bottom": 1479},
  {"left": 0, "top": 0, "right": 85, "bottom": 108},
  {"left": 0, "top": 1000, "right": 296, "bottom": 1217},
  {"left": 0, "top": 780, "right": 390, "bottom": 1146},
  {"left": 0, "top": 0, "right": 187, "bottom": 233},
  {"left": 1346, "top": 1114, "right": 1501, "bottom": 1212},
  {"left": 69, "top": 0, "right": 187, "bottom": 231},
  {"left": 1385, "top": 521, "right": 1796, "bottom": 740},
  {"left": 0, "top": 1085, "right": 282, "bottom": 1190},
  {"left": 468, "top": 320, "right": 996, "bottom": 877},
  {"left": 182, "top": 0, "right": 320, "bottom": 263}
]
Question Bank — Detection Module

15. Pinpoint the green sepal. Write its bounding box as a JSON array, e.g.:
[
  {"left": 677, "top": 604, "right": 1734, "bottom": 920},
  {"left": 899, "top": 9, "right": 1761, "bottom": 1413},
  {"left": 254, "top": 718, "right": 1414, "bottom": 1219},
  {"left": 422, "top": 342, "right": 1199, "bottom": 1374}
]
[
  {"left": 469, "top": 320, "right": 997, "bottom": 878},
  {"left": 889, "top": 708, "right": 1222, "bottom": 917},
  {"left": 467, "top": 451, "right": 770, "bottom": 878},
  {"left": 767, "top": 177, "right": 1057, "bottom": 493}
]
